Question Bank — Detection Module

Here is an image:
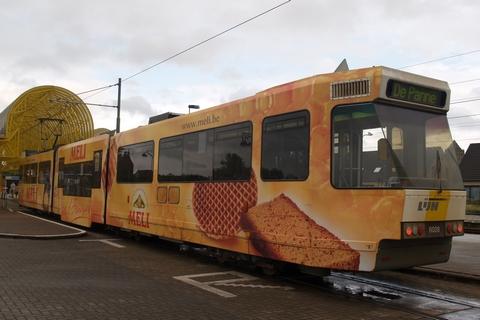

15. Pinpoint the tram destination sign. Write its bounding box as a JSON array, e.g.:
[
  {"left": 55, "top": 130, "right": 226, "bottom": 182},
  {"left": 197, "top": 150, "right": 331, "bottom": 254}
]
[{"left": 386, "top": 80, "right": 447, "bottom": 108}]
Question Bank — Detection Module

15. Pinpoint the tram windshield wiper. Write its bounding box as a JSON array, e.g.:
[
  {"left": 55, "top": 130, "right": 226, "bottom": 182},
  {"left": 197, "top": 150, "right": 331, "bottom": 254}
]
[{"left": 436, "top": 149, "right": 442, "bottom": 192}]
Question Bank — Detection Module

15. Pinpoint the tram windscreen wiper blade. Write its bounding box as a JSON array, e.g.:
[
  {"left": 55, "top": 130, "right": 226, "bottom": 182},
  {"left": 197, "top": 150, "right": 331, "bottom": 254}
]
[{"left": 436, "top": 149, "right": 442, "bottom": 192}]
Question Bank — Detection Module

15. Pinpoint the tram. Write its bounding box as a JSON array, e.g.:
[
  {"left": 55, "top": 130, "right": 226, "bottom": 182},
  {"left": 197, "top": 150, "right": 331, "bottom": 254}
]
[{"left": 18, "top": 65, "right": 466, "bottom": 272}]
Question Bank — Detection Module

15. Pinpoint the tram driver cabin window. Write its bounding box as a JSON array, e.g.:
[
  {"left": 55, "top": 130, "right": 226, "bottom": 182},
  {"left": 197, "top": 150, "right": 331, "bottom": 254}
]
[
  {"left": 117, "top": 141, "right": 154, "bottom": 183},
  {"left": 331, "top": 103, "right": 464, "bottom": 190},
  {"left": 261, "top": 111, "right": 310, "bottom": 180},
  {"left": 332, "top": 104, "right": 405, "bottom": 188}
]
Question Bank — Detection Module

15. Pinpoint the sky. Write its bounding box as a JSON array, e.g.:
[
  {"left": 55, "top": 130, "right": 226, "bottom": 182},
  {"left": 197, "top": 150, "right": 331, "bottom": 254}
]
[{"left": 1, "top": 0, "right": 480, "bottom": 151}]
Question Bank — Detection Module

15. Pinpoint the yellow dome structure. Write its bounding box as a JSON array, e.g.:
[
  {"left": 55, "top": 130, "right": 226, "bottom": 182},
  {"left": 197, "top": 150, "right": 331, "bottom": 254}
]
[{"left": 0, "top": 85, "right": 94, "bottom": 172}]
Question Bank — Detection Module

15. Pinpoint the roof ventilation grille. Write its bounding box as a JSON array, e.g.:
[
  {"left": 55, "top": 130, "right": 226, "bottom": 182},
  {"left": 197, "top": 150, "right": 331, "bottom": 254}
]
[{"left": 330, "top": 78, "right": 371, "bottom": 100}]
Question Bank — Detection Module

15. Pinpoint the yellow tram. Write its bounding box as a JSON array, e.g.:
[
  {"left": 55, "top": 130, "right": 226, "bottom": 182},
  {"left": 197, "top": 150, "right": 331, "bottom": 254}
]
[{"left": 19, "top": 66, "right": 466, "bottom": 272}]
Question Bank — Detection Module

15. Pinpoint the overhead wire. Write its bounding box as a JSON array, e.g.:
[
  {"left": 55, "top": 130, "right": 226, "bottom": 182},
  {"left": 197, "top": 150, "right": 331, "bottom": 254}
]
[
  {"left": 448, "top": 112, "right": 480, "bottom": 120},
  {"left": 451, "top": 97, "right": 480, "bottom": 105},
  {"left": 72, "top": 9, "right": 479, "bottom": 102},
  {"left": 83, "top": 86, "right": 117, "bottom": 100},
  {"left": 399, "top": 49, "right": 480, "bottom": 69},
  {"left": 76, "top": 45, "right": 480, "bottom": 102},
  {"left": 451, "top": 123, "right": 480, "bottom": 128},
  {"left": 400, "top": 51, "right": 480, "bottom": 133},
  {"left": 76, "top": 84, "right": 117, "bottom": 96},
  {"left": 70, "top": 0, "right": 292, "bottom": 101},
  {"left": 66, "top": 6, "right": 480, "bottom": 132},
  {"left": 452, "top": 137, "right": 480, "bottom": 141},
  {"left": 450, "top": 78, "right": 480, "bottom": 85},
  {"left": 121, "top": 0, "right": 291, "bottom": 83}
]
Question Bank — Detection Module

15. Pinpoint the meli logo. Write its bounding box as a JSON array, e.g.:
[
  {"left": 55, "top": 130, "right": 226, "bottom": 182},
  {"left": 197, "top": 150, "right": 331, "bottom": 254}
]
[
  {"left": 71, "top": 144, "right": 86, "bottom": 160},
  {"left": 128, "top": 189, "right": 150, "bottom": 228}
]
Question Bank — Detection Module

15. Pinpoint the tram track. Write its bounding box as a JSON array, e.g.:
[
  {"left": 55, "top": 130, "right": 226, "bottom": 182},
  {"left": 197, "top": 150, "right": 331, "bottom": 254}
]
[
  {"left": 282, "top": 271, "right": 480, "bottom": 320},
  {"left": 331, "top": 272, "right": 480, "bottom": 308}
]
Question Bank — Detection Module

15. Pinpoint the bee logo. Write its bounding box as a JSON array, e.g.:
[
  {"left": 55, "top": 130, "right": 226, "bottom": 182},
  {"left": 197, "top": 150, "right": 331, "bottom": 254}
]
[
  {"left": 129, "top": 189, "right": 149, "bottom": 228},
  {"left": 133, "top": 194, "right": 146, "bottom": 209}
]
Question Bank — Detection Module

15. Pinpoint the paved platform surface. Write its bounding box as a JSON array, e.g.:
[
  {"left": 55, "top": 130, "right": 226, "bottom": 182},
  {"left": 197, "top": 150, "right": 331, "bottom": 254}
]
[
  {"left": 0, "top": 201, "right": 85, "bottom": 239},
  {"left": 416, "top": 233, "right": 480, "bottom": 281}
]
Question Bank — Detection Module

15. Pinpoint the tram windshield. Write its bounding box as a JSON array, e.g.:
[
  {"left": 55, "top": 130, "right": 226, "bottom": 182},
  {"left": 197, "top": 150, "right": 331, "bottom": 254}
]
[{"left": 332, "top": 103, "right": 464, "bottom": 190}]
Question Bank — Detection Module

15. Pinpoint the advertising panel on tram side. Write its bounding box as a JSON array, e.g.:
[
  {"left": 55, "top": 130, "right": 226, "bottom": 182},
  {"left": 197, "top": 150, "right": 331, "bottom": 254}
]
[
  {"left": 18, "top": 150, "right": 54, "bottom": 212},
  {"left": 53, "top": 134, "right": 110, "bottom": 227}
]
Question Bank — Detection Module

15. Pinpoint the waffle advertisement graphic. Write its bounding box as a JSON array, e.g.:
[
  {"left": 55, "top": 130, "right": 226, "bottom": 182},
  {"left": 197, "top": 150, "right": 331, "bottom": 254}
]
[{"left": 193, "top": 171, "right": 258, "bottom": 240}]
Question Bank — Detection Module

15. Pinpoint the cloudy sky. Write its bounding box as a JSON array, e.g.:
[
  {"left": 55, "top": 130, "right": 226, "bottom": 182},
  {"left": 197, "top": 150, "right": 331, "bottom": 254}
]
[{"left": 1, "top": 0, "right": 480, "bottom": 150}]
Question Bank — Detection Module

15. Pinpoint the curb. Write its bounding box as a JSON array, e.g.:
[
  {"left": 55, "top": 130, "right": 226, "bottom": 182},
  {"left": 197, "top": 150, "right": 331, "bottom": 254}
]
[
  {"left": 464, "top": 222, "right": 480, "bottom": 234},
  {"left": 0, "top": 211, "right": 87, "bottom": 240},
  {"left": 400, "top": 266, "right": 480, "bottom": 284}
]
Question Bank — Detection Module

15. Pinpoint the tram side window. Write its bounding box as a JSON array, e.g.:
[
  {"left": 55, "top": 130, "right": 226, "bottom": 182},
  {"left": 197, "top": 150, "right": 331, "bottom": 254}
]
[
  {"left": 158, "top": 122, "right": 252, "bottom": 182},
  {"left": 63, "top": 161, "right": 93, "bottom": 197},
  {"left": 117, "top": 141, "right": 154, "bottom": 183},
  {"left": 92, "top": 151, "right": 102, "bottom": 188},
  {"left": 58, "top": 158, "right": 65, "bottom": 188},
  {"left": 38, "top": 161, "right": 51, "bottom": 185},
  {"left": 183, "top": 131, "right": 213, "bottom": 181},
  {"left": 159, "top": 137, "right": 183, "bottom": 181},
  {"left": 24, "top": 163, "right": 38, "bottom": 184},
  {"left": 261, "top": 111, "right": 310, "bottom": 180},
  {"left": 213, "top": 123, "right": 252, "bottom": 181}
]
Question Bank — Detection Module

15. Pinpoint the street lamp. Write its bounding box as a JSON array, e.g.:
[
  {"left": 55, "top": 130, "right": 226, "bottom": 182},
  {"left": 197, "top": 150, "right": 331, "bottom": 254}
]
[{"left": 188, "top": 105, "right": 200, "bottom": 114}]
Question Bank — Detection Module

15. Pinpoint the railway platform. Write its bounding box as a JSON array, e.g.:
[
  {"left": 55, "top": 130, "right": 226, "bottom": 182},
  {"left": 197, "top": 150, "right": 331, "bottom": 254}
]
[
  {"left": 0, "top": 199, "right": 478, "bottom": 280},
  {"left": 412, "top": 232, "right": 480, "bottom": 282},
  {"left": 465, "top": 213, "right": 480, "bottom": 233},
  {"left": 0, "top": 200, "right": 86, "bottom": 239}
]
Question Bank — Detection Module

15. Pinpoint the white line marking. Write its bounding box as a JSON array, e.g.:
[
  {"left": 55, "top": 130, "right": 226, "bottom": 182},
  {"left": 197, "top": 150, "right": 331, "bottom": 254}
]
[
  {"left": 173, "top": 271, "right": 292, "bottom": 298},
  {"left": 174, "top": 272, "right": 246, "bottom": 298},
  {"left": 216, "top": 283, "right": 294, "bottom": 290},
  {"left": 7, "top": 211, "right": 87, "bottom": 238},
  {"left": 79, "top": 239, "right": 125, "bottom": 248},
  {"left": 8, "top": 208, "right": 13, "bottom": 213},
  {"left": 17, "top": 211, "right": 86, "bottom": 233}
]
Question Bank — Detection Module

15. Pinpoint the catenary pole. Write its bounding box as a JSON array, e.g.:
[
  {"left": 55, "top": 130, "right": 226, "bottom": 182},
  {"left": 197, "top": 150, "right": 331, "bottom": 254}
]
[{"left": 116, "top": 78, "right": 122, "bottom": 133}]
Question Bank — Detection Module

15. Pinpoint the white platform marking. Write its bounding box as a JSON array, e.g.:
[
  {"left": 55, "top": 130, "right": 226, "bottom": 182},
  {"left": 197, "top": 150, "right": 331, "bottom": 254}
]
[
  {"left": 79, "top": 239, "right": 125, "bottom": 248},
  {"left": 173, "top": 271, "right": 293, "bottom": 298},
  {"left": 216, "top": 282, "right": 294, "bottom": 290},
  {"left": 17, "top": 211, "right": 86, "bottom": 233},
  {"left": 15, "top": 211, "right": 86, "bottom": 237}
]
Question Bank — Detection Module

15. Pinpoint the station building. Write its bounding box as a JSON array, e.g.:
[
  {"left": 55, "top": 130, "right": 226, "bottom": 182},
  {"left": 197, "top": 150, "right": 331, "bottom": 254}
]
[
  {"left": 0, "top": 86, "right": 94, "bottom": 195},
  {"left": 460, "top": 143, "right": 480, "bottom": 214}
]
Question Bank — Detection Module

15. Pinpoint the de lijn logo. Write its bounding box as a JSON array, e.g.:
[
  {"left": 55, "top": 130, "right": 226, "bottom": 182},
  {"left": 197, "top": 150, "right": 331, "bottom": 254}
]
[
  {"left": 417, "top": 200, "right": 440, "bottom": 212},
  {"left": 128, "top": 189, "right": 150, "bottom": 228}
]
